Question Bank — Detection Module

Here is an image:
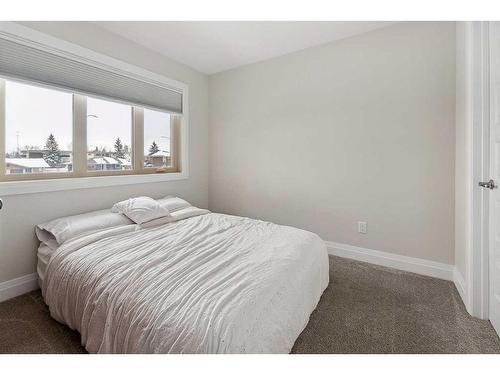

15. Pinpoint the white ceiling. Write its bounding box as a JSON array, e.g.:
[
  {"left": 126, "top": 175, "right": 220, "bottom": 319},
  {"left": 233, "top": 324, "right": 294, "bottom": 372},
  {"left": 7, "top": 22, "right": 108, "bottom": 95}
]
[{"left": 95, "top": 22, "right": 395, "bottom": 75}]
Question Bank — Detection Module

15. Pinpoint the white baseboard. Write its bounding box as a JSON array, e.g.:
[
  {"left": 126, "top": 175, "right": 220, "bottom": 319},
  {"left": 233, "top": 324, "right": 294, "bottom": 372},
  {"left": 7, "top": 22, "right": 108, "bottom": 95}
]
[
  {"left": 325, "top": 241, "right": 454, "bottom": 281},
  {"left": 0, "top": 273, "right": 39, "bottom": 303}
]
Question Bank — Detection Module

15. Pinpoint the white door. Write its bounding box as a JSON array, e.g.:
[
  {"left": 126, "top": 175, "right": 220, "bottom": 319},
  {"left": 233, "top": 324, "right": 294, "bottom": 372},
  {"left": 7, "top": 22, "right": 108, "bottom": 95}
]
[{"left": 489, "top": 21, "right": 500, "bottom": 336}]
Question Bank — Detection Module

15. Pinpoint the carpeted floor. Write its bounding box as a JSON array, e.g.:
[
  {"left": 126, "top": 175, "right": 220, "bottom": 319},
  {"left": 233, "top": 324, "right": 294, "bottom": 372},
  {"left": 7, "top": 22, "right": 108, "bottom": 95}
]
[{"left": 1, "top": 256, "right": 499, "bottom": 354}]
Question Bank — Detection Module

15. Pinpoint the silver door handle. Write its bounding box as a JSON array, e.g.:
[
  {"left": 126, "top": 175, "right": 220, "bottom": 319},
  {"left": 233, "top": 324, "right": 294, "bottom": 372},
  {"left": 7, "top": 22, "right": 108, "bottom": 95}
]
[{"left": 479, "top": 179, "right": 496, "bottom": 189}]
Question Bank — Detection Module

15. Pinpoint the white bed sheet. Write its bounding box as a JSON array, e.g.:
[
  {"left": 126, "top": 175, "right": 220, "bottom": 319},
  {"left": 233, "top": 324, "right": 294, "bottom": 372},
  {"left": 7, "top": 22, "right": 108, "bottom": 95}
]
[{"left": 42, "top": 211, "right": 329, "bottom": 353}]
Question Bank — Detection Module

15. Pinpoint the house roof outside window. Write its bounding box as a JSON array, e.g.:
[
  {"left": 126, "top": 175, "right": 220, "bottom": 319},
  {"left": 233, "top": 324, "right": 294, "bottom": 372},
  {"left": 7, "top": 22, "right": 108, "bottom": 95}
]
[
  {"left": 149, "top": 150, "right": 170, "bottom": 158},
  {"left": 5, "top": 158, "right": 50, "bottom": 168}
]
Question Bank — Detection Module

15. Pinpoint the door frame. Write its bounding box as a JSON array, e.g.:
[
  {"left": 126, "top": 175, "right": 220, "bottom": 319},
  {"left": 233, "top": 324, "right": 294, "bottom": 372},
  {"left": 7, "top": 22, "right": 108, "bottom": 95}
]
[{"left": 468, "top": 21, "right": 490, "bottom": 319}]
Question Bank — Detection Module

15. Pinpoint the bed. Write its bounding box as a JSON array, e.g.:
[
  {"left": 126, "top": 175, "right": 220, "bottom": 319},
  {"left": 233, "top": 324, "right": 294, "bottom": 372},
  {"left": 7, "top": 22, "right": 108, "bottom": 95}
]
[{"left": 36, "top": 197, "right": 329, "bottom": 354}]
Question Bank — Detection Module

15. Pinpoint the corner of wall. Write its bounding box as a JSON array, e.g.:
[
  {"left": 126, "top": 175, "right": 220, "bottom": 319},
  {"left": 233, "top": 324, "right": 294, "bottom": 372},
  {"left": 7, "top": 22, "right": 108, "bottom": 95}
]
[{"left": 453, "top": 267, "right": 468, "bottom": 310}]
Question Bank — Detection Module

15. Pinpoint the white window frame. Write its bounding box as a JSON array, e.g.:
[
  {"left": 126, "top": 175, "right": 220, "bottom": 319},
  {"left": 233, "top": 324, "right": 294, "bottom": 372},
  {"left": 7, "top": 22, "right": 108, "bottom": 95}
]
[{"left": 0, "top": 22, "right": 189, "bottom": 196}]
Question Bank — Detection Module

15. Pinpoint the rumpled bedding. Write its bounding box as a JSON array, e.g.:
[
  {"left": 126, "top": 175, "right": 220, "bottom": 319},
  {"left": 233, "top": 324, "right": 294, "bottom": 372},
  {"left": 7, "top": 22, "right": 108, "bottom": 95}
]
[{"left": 43, "top": 210, "right": 329, "bottom": 353}]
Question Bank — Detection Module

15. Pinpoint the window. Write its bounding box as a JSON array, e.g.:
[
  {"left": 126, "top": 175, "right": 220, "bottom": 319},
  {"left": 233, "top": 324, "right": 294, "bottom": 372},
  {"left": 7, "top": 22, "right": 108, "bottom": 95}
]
[
  {"left": 0, "top": 78, "right": 181, "bottom": 182},
  {"left": 87, "top": 97, "right": 133, "bottom": 172},
  {"left": 4, "top": 80, "right": 73, "bottom": 176},
  {"left": 144, "top": 108, "right": 173, "bottom": 169}
]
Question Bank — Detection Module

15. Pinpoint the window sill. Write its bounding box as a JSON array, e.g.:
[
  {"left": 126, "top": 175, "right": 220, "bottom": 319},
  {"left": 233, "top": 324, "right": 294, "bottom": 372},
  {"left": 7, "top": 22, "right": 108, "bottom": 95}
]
[{"left": 0, "top": 171, "right": 188, "bottom": 196}]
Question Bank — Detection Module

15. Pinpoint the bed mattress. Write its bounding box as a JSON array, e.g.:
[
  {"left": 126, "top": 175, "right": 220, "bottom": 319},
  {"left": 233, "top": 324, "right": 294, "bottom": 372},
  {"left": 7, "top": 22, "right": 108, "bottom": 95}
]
[{"left": 42, "top": 211, "right": 329, "bottom": 353}]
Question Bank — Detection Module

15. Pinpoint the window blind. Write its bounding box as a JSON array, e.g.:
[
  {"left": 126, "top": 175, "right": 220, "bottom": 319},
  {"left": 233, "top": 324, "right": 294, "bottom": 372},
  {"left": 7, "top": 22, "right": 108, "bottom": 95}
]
[{"left": 0, "top": 37, "right": 183, "bottom": 114}]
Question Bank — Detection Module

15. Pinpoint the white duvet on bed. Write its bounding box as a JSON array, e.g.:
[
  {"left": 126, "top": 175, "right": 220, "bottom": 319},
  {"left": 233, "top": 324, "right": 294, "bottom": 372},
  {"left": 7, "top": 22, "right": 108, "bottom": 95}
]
[{"left": 43, "top": 211, "right": 329, "bottom": 353}]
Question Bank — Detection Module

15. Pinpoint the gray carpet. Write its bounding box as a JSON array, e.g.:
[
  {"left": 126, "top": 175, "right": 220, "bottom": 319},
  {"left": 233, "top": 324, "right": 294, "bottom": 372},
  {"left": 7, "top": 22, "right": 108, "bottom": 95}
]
[{"left": 1, "top": 256, "right": 499, "bottom": 354}]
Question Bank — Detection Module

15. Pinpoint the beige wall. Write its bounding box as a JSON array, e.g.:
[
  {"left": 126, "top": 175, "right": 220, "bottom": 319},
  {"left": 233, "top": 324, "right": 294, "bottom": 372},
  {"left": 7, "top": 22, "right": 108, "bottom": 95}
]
[
  {"left": 0, "top": 22, "right": 209, "bottom": 283},
  {"left": 209, "top": 22, "right": 456, "bottom": 264}
]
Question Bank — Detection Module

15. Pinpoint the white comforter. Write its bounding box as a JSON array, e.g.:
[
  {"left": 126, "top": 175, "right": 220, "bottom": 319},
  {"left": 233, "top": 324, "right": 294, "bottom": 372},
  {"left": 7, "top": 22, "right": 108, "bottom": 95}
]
[{"left": 43, "top": 210, "right": 329, "bottom": 353}]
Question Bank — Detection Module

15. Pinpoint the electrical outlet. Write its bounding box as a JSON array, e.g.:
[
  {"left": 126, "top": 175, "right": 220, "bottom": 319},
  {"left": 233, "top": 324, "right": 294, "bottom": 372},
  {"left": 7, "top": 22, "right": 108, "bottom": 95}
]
[{"left": 358, "top": 221, "right": 367, "bottom": 234}]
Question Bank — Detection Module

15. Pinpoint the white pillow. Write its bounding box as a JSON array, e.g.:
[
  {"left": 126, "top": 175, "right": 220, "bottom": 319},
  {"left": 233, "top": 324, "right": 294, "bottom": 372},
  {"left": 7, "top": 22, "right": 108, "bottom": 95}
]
[
  {"left": 157, "top": 196, "right": 192, "bottom": 212},
  {"left": 112, "top": 196, "right": 171, "bottom": 224},
  {"left": 36, "top": 209, "right": 133, "bottom": 245}
]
